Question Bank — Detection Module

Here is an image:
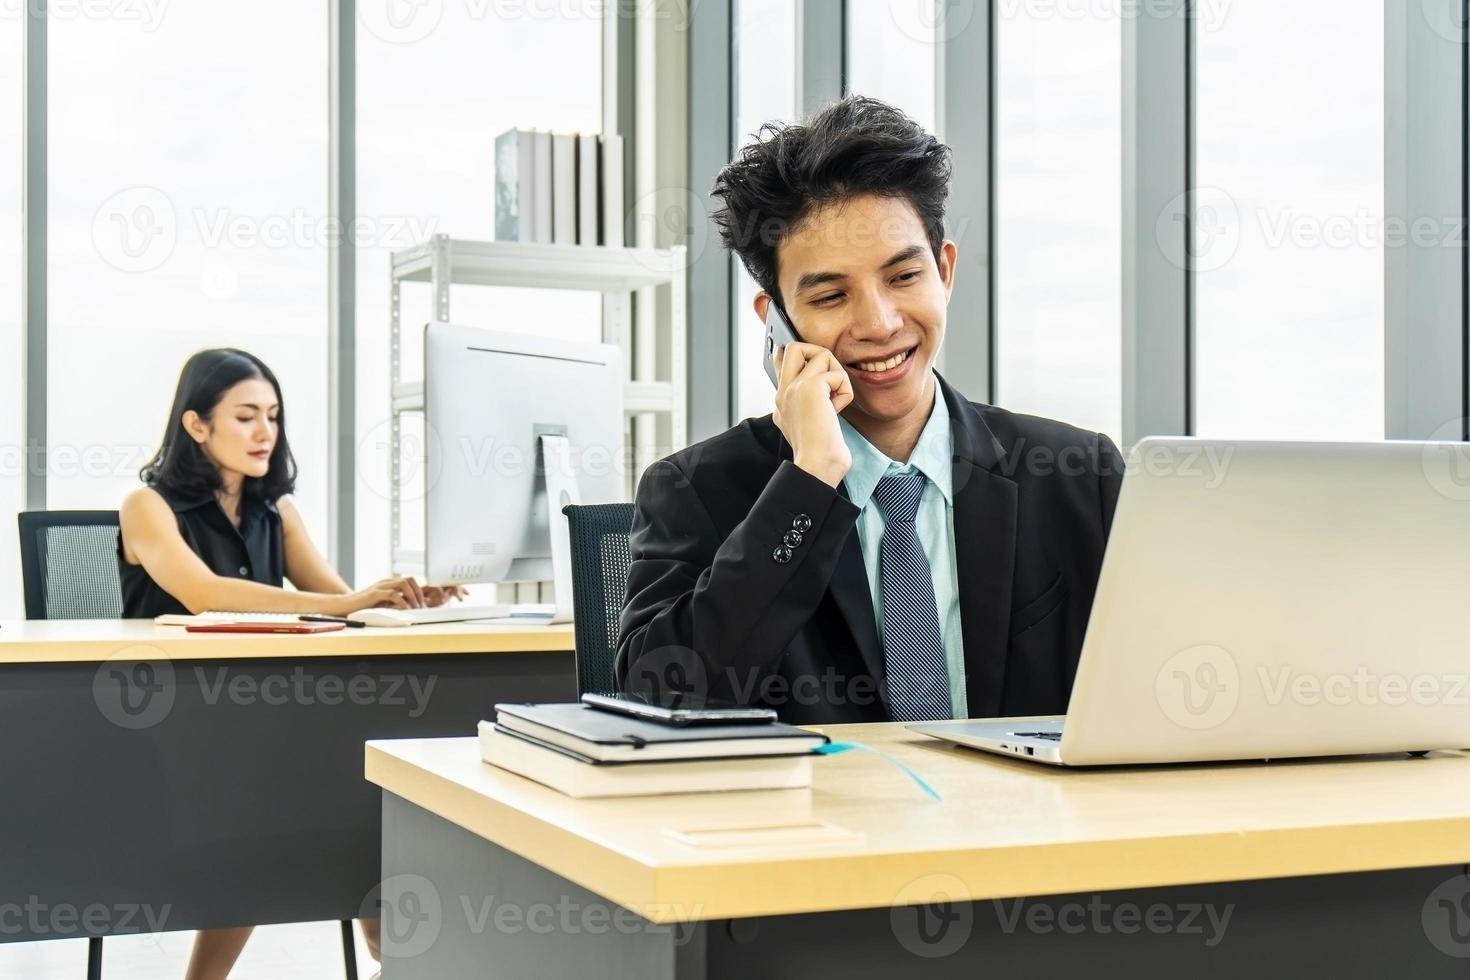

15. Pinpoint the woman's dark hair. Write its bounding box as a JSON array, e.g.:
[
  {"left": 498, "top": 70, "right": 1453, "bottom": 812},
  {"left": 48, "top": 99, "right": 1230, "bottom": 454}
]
[
  {"left": 140, "top": 348, "right": 297, "bottom": 503},
  {"left": 710, "top": 95, "right": 953, "bottom": 309}
]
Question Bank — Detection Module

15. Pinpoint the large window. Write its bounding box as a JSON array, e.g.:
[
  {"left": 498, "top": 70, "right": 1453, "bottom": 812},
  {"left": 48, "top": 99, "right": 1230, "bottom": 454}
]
[
  {"left": 354, "top": 3, "right": 603, "bottom": 581},
  {"left": 995, "top": 4, "right": 1122, "bottom": 440},
  {"left": 1, "top": 19, "right": 21, "bottom": 618},
  {"left": 732, "top": 0, "right": 797, "bottom": 422},
  {"left": 1193, "top": 1, "right": 1385, "bottom": 440},
  {"left": 730, "top": 0, "right": 936, "bottom": 423},
  {"left": 846, "top": 0, "right": 937, "bottom": 132},
  {"left": 47, "top": 5, "right": 329, "bottom": 535}
]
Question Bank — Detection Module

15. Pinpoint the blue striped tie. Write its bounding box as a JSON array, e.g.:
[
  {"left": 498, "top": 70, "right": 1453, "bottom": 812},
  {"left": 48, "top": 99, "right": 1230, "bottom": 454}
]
[{"left": 872, "top": 472, "right": 952, "bottom": 722}]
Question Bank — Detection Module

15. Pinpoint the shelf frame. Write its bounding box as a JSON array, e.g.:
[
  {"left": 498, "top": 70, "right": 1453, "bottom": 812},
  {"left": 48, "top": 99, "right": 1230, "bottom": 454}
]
[{"left": 387, "top": 234, "right": 687, "bottom": 590}]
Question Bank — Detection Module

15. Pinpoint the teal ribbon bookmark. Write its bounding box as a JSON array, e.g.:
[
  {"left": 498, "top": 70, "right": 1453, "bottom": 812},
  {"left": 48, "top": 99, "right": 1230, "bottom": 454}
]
[{"left": 815, "top": 741, "right": 942, "bottom": 802}]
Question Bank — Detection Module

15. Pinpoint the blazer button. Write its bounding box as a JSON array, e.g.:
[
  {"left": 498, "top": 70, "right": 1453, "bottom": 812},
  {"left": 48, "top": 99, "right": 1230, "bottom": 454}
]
[
  {"left": 783, "top": 530, "right": 803, "bottom": 549},
  {"left": 792, "top": 514, "right": 812, "bottom": 533},
  {"left": 238, "top": 566, "right": 249, "bottom": 576},
  {"left": 772, "top": 546, "right": 793, "bottom": 565}
]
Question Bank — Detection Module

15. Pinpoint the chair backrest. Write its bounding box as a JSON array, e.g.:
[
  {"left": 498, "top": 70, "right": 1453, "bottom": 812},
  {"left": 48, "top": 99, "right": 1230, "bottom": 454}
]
[
  {"left": 561, "top": 503, "right": 636, "bottom": 695},
  {"left": 17, "top": 511, "right": 125, "bottom": 620}
]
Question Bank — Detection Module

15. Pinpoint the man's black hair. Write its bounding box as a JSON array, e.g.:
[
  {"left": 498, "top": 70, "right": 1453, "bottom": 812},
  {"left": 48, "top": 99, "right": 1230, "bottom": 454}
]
[{"left": 710, "top": 95, "right": 952, "bottom": 309}]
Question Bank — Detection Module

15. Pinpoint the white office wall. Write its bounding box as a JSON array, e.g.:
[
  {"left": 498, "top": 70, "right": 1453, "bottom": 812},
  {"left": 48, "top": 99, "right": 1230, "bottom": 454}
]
[
  {"left": 732, "top": 0, "right": 797, "bottom": 423},
  {"left": 1193, "top": 0, "right": 1385, "bottom": 439},
  {"left": 994, "top": 4, "right": 1122, "bottom": 440},
  {"left": 353, "top": 3, "right": 604, "bottom": 585},
  {"left": 45, "top": 5, "right": 330, "bottom": 538},
  {"left": 1, "top": 19, "right": 21, "bottom": 618}
]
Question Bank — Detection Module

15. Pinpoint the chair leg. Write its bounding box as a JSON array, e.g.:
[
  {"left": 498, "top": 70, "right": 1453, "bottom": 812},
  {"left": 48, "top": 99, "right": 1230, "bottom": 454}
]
[
  {"left": 86, "top": 937, "right": 103, "bottom": 980},
  {"left": 340, "top": 919, "right": 358, "bottom": 980}
]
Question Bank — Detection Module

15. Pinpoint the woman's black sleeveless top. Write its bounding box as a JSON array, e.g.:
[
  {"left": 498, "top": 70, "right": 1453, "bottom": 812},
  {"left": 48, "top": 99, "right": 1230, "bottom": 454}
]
[{"left": 117, "top": 484, "right": 285, "bottom": 618}]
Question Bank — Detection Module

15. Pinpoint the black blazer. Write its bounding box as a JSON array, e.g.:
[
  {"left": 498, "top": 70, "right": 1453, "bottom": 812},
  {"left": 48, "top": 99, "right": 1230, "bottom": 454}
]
[{"left": 616, "top": 374, "right": 1126, "bottom": 725}]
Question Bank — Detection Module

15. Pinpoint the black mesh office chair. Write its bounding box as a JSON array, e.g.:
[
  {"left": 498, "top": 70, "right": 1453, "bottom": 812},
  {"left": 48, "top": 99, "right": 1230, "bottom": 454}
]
[
  {"left": 17, "top": 511, "right": 125, "bottom": 620},
  {"left": 561, "top": 503, "right": 636, "bottom": 695},
  {"left": 16, "top": 511, "right": 362, "bottom": 980}
]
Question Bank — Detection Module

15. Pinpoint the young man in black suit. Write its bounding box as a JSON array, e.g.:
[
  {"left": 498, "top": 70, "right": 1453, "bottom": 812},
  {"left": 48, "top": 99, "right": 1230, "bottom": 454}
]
[{"left": 616, "top": 96, "right": 1125, "bottom": 725}]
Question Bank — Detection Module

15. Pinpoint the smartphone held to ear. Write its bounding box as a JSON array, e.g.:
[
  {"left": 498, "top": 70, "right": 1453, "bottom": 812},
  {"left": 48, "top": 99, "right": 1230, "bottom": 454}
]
[{"left": 762, "top": 301, "right": 801, "bottom": 388}]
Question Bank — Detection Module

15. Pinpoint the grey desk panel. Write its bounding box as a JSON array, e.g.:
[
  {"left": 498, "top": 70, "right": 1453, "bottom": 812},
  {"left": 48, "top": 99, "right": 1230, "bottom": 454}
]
[
  {"left": 379, "top": 791, "right": 1470, "bottom": 979},
  {"left": 0, "top": 650, "right": 573, "bottom": 942}
]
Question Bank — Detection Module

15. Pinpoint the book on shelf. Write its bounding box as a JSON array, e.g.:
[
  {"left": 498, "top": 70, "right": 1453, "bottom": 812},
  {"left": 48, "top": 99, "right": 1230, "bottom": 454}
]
[
  {"left": 494, "top": 128, "right": 627, "bottom": 250},
  {"left": 551, "top": 132, "right": 578, "bottom": 245},
  {"left": 600, "top": 133, "right": 625, "bottom": 247},
  {"left": 494, "top": 128, "right": 537, "bottom": 243},
  {"left": 478, "top": 702, "right": 827, "bottom": 798},
  {"left": 576, "top": 133, "right": 600, "bottom": 246},
  {"left": 532, "top": 130, "right": 553, "bottom": 245}
]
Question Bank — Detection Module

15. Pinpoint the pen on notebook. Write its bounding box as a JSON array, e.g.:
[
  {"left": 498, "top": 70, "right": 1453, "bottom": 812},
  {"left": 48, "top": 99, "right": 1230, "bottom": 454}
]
[{"left": 298, "top": 614, "right": 364, "bottom": 628}]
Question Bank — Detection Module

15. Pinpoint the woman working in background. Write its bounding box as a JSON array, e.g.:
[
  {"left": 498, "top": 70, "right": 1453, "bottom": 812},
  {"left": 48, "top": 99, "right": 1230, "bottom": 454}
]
[{"left": 118, "top": 347, "right": 463, "bottom": 980}]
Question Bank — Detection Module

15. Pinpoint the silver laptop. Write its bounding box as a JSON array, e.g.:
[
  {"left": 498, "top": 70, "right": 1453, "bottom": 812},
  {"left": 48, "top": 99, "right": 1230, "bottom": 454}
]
[{"left": 911, "top": 438, "right": 1470, "bottom": 766}]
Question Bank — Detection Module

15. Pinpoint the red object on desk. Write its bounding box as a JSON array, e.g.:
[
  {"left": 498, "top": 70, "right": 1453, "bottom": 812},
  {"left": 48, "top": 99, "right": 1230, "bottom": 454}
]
[{"left": 184, "top": 622, "right": 346, "bottom": 634}]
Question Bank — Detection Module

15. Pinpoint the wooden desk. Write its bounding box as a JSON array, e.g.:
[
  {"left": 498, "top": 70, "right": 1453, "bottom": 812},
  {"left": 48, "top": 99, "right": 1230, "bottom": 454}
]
[
  {"left": 0, "top": 619, "right": 575, "bottom": 948},
  {"left": 367, "top": 724, "right": 1470, "bottom": 978},
  {"left": 0, "top": 617, "right": 576, "bottom": 663}
]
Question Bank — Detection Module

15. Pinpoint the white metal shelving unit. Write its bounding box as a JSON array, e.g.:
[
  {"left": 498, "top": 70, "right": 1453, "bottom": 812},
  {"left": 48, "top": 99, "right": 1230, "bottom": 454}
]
[{"left": 388, "top": 234, "right": 687, "bottom": 582}]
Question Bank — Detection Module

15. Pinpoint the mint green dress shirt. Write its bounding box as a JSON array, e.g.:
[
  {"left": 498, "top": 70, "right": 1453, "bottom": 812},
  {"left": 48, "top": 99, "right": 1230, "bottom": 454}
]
[{"left": 838, "top": 384, "right": 967, "bottom": 719}]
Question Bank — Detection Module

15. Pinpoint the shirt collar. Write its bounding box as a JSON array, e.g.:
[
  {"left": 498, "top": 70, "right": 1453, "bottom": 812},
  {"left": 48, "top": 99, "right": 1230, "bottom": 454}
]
[
  {"left": 151, "top": 483, "right": 276, "bottom": 526},
  {"left": 838, "top": 377, "right": 954, "bottom": 510},
  {"left": 151, "top": 483, "right": 214, "bottom": 513}
]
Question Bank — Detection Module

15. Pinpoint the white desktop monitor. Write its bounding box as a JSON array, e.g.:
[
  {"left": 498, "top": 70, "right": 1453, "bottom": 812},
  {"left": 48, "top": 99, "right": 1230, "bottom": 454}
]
[{"left": 423, "top": 322, "right": 625, "bottom": 587}]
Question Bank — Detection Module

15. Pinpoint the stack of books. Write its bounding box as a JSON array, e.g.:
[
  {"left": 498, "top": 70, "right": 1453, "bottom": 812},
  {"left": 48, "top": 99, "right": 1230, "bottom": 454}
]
[
  {"left": 480, "top": 702, "right": 829, "bottom": 798},
  {"left": 495, "top": 129, "right": 625, "bottom": 247}
]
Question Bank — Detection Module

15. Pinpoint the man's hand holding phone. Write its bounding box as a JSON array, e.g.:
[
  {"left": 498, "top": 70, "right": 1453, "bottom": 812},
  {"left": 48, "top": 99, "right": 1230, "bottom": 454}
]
[{"left": 773, "top": 342, "right": 853, "bottom": 488}]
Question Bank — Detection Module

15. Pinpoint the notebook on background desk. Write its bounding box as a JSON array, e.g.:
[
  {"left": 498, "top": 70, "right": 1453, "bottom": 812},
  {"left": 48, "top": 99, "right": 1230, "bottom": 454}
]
[
  {"left": 155, "top": 612, "right": 313, "bottom": 626},
  {"left": 154, "top": 604, "right": 526, "bottom": 628}
]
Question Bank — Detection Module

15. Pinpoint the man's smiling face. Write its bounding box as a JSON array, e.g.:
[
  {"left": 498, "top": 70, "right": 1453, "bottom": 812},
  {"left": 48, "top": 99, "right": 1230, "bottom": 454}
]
[{"left": 762, "top": 192, "right": 957, "bottom": 435}]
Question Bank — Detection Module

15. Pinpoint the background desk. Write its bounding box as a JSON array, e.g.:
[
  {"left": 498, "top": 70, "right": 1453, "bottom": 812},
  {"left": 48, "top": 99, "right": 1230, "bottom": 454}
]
[
  {"left": 0, "top": 619, "right": 574, "bottom": 945},
  {"left": 368, "top": 723, "right": 1470, "bottom": 978}
]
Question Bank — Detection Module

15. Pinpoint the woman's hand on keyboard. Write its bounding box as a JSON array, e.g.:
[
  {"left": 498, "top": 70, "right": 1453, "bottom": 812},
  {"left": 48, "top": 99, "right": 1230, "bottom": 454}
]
[
  {"left": 422, "top": 585, "right": 469, "bottom": 607},
  {"left": 330, "top": 575, "right": 427, "bottom": 615}
]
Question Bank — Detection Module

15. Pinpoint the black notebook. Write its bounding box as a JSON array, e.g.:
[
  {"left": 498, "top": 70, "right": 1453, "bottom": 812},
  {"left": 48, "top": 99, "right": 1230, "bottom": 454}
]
[
  {"left": 478, "top": 723, "right": 816, "bottom": 797},
  {"left": 491, "top": 702, "right": 828, "bottom": 763}
]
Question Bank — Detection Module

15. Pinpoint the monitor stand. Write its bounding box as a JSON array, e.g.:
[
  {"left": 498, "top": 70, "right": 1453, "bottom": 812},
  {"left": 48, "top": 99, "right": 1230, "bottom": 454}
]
[{"left": 523, "top": 433, "right": 580, "bottom": 626}]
